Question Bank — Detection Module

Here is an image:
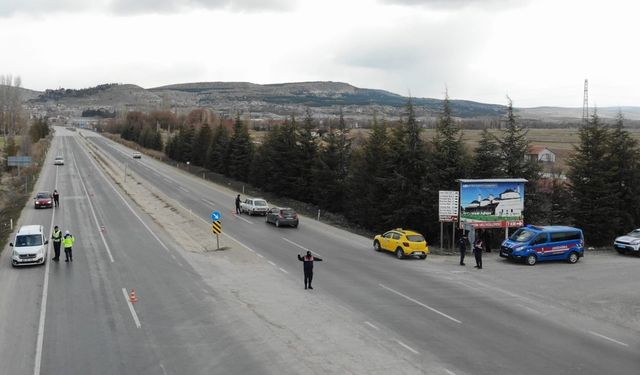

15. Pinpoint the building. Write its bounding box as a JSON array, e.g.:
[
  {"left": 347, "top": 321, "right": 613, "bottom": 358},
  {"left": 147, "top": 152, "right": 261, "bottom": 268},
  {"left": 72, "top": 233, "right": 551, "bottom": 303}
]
[{"left": 526, "top": 146, "right": 556, "bottom": 163}]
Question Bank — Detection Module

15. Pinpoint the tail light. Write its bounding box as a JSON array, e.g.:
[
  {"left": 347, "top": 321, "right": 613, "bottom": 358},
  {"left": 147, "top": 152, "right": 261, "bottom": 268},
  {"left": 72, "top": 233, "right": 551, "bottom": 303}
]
[{"left": 403, "top": 242, "right": 410, "bottom": 247}]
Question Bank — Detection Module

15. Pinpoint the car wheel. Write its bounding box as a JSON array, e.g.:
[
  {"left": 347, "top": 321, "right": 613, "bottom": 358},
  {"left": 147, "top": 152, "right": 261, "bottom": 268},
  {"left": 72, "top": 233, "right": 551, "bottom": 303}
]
[
  {"left": 275, "top": 219, "right": 280, "bottom": 227},
  {"left": 420, "top": 254, "right": 427, "bottom": 260},
  {"left": 374, "top": 241, "right": 382, "bottom": 252},
  {"left": 567, "top": 252, "right": 579, "bottom": 264},
  {"left": 265, "top": 216, "right": 269, "bottom": 223},
  {"left": 526, "top": 254, "right": 537, "bottom": 266},
  {"left": 396, "top": 248, "right": 404, "bottom": 259}
]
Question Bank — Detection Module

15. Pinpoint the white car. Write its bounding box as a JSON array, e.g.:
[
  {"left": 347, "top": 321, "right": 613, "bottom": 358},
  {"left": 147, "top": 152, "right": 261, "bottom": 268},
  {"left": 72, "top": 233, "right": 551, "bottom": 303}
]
[
  {"left": 240, "top": 198, "right": 269, "bottom": 216},
  {"left": 132, "top": 152, "right": 142, "bottom": 159},
  {"left": 10, "top": 225, "right": 48, "bottom": 267},
  {"left": 54, "top": 156, "right": 64, "bottom": 165},
  {"left": 613, "top": 229, "right": 640, "bottom": 256}
]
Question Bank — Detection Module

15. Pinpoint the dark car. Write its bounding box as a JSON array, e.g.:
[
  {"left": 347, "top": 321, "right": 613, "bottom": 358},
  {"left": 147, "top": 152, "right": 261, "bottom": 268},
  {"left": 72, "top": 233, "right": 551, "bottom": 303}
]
[
  {"left": 265, "top": 207, "right": 299, "bottom": 228},
  {"left": 34, "top": 192, "right": 53, "bottom": 209}
]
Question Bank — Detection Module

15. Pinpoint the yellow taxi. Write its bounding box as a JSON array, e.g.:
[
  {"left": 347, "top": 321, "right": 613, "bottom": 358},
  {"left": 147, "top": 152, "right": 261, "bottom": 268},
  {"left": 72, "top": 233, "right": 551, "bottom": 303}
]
[{"left": 373, "top": 228, "right": 429, "bottom": 259}]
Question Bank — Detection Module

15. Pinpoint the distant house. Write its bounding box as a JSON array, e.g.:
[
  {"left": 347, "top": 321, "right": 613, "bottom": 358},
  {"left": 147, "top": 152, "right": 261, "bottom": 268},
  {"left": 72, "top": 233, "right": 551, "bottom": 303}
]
[{"left": 526, "top": 146, "right": 556, "bottom": 163}]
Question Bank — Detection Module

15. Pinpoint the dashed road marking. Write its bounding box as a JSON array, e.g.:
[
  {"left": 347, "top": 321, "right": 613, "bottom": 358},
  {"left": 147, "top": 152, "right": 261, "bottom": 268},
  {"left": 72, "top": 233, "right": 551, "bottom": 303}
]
[
  {"left": 588, "top": 331, "right": 629, "bottom": 347},
  {"left": 282, "top": 237, "right": 324, "bottom": 258},
  {"left": 279, "top": 268, "right": 289, "bottom": 274},
  {"left": 364, "top": 321, "right": 380, "bottom": 331},
  {"left": 395, "top": 339, "right": 419, "bottom": 354},
  {"left": 380, "top": 284, "right": 462, "bottom": 324}
]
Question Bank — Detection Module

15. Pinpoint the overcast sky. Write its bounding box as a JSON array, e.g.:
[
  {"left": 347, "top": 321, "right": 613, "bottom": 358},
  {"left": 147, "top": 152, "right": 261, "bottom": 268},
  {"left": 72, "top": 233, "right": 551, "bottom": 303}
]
[{"left": 1, "top": 0, "right": 637, "bottom": 107}]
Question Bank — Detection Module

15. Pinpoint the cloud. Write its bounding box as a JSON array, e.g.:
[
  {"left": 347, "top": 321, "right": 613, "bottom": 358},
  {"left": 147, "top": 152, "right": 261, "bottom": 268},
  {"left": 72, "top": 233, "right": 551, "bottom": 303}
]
[
  {"left": 0, "top": 0, "right": 295, "bottom": 17},
  {"left": 379, "top": 0, "right": 529, "bottom": 10}
]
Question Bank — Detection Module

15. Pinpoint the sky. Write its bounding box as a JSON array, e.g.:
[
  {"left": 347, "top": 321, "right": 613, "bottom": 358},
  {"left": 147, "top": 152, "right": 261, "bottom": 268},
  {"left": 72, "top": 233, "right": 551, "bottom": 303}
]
[{"left": 0, "top": 0, "right": 638, "bottom": 107}]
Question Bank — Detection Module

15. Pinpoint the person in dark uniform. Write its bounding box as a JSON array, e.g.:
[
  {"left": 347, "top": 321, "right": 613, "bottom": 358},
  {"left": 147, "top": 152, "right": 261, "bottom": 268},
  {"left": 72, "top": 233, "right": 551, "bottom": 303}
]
[
  {"left": 51, "top": 225, "right": 62, "bottom": 261},
  {"left": 458, "top": 235, "right": 467, "bottom": 266},
  {"left": 52, "top": 189, "right": 60, "bottom": 207},
  {"left": 473, "top": 238, "right": 483, "bottom": 269},
  {"left": 235, "top": 194, "right": 241, "bottom": 214},
  {"left": 297, "top": 251, "right": 323, "bottom": 289}
]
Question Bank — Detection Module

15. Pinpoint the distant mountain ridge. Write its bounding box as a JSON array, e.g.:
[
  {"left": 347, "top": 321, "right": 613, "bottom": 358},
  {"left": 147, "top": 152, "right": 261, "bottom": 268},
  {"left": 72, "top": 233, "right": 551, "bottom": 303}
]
[{"left": 12, "top": 81, "right": 640, "bottom": 122}]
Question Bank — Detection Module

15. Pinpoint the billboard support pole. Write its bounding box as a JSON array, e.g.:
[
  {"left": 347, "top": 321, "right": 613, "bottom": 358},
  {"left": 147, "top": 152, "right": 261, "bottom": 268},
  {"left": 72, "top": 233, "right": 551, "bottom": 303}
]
[
  {"left": 440, "top": 222, "right": 443, "bottom": 250},
  {"left": 505, "top": 227, "right": 509, "bottom": 240},
  {"left": 451, "top": 222, "right": 456, "bottom": 251}
]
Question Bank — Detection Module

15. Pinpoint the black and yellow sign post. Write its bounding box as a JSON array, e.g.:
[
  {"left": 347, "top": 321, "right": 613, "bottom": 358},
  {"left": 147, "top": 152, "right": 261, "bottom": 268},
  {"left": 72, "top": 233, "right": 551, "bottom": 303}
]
[{"left": 212, "top": 220, "right": 222, "bottom": 249}]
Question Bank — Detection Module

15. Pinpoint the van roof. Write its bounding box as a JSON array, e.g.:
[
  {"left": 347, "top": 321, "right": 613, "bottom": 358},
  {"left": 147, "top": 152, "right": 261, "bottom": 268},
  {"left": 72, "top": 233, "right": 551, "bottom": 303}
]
[
  {"left": 17, "top": 225, "right": 43, "bottom": 235},
  {"left": 526, "top": 225, "right": 582, "bottom": 232}
]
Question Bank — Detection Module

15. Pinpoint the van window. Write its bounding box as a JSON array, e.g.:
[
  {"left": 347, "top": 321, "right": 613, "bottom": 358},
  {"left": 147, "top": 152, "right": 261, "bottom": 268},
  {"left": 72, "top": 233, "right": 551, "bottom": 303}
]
[
  {"left": 531, "top": 233, "right": 548, "bottom": 245},
  {"left": 509, "top": 228, "right": 537, "bottom": 243},
  {"left": 550, "top": 231, "right": 581, "bottom": 242},
  {"left": 15, "top": 234, "right": 43, "bottom": 247}
]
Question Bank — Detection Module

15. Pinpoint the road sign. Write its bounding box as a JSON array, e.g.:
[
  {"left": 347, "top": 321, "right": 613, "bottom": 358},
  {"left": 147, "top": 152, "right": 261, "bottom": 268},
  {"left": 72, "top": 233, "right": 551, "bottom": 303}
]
[
  {"left": 439, "top": 190, "right": 459, "bottom": 222},
  {"left": 212, "top": 221, "right": 222, "bottom": 234},
  {"left": 210, "top": 210, "right": 222, "bottom": 221},
  {"left": 7, "top": 156, "right": 32, "bottom": 166}
]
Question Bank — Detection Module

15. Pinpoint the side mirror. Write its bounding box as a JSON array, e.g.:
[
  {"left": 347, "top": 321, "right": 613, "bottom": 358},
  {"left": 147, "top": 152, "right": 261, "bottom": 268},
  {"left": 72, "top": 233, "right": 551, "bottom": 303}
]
[
  {"left": 44, "top": 240, "right": 49, "bottom": 245},
  {"left": 9, "top": 243, "right": 14, "bottom": 247}
]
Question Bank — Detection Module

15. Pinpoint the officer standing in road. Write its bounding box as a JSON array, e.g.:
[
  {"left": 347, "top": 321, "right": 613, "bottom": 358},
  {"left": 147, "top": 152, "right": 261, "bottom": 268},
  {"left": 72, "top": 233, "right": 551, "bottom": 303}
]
[
  {"left": 51, "top": 225, "right": 62, "bottom": 261},
  {"left": 458, "top": 235, "right": 467, "bottom": 266},
  {"left": 235, "top": 194, "right": 241, "bottom": 214},
  {"left": 63, "top": 230, "right": 75, "bottom": 262},
  {"left": 52, "top": 189, "right": 60, "bottom": 207},
  {"left": 297, "top": 251, "right": 323, "bottom": 290},
  {"left": 473, "top": 238, "right": 483, "bottom": 269}
]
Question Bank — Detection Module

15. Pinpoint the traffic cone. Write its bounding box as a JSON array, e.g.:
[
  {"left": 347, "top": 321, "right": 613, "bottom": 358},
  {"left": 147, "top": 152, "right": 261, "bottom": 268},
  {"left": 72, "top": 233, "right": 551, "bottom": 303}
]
[{"left": 129, "top": 289, "right": 139, "bottom": 303}]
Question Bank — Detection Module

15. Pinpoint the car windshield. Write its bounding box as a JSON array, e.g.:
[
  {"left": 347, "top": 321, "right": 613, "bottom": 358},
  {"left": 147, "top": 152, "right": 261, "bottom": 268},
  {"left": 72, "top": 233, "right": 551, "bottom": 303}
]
[
  {"left": 37, "top": 192, "right": 50, "bottom": 199},
  {"left": 16, "top": 234, "right": 43, "bottom": 247},
  {"left": 281, "top": 209, "right": 295, "bottom": 216},
  {"left": 55, "top": 156, "right": 63, "bottom": 160},
  {"left": 406, "top": 234, "right": 425, "bottom": 242},
  {"left": 509, "top": 228, "right": 537, "bottom": 243},
  {"left": 255, "top": 200, "right": 267, "bottom": 207},
  {"left": 625, "top": 229, "right": 640, "bottom": 238}
]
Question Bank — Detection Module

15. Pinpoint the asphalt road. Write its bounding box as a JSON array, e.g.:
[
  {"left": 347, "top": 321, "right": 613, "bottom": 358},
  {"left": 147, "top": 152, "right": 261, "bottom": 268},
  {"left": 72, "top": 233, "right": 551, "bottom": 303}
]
[
  {"left": 85, "top": 131, "right": 640, "bottom": 375},
  {"left": 1, "top": 127, "right": 639, "bottom": 374}
]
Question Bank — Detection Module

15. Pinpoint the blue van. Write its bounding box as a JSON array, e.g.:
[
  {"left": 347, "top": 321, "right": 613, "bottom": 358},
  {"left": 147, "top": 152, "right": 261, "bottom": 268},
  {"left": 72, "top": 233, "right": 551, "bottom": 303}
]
[{"left": 500, "top": 225, "right": 584, "bottom": 266}]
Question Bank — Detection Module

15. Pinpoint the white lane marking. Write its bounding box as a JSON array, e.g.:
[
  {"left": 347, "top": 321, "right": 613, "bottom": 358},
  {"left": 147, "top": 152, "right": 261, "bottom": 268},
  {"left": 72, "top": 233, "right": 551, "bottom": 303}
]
[
  {"left": 379, "top": 284, "right": 462, "bottom": 324},
  {"left": 72, "top": 148, "right": 115, "bottom": 263},
  {"left": 268, "top": 261, "right": 276, "bottom": 266},
  {"left": 364, "top": 321, "right": 380, "bottom": 331},
  {"left": 170, "top": 254, "right": 177, "bottom": 260},
  {"left": 395, "top": 339, "right": 419, "bottom": 354},
  {"left": 444, "top": 369, "right": 457, "bottom": 375},
  {"left": 234, "top": 214, "right": 253, "bottom": 224},
  {"left": 517, "top": 304, "right": 542, "bottom": 315},
  {"left": 121, "top": 288, "right": 142, "bottom": 328},
  {"left": 201, "top": 198, "right": 216, "bottom": 206},
  {"left": 282, "top": 237, "right": 324, "bottom": 258},
  {"left": 588, "top": 331, "right": 629, "bottom": 347},
  {"left": 34, "top": 161, "right": 59, "bottom": 375},
  {"left": 178, "top": 186, "right": 190, "bottom": 193},
  {"left": 256, "top": 253, "right": 264, "bottom": 258},
  {"left": 279, "top": 268, "right": 289, "bottom": 274}
]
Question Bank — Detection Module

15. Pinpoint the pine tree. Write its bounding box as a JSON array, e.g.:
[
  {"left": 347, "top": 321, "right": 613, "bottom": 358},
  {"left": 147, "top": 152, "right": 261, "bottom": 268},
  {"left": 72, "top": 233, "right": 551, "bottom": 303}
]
[
  {"left": 206, "top": 124, "right": 231, "bottom": 175},
  {"left": 192, "top": 124, "right": 212, "bottom": 167},
  {"left": 472, "top": 129, "right": 502, "bottom": 178},
  {"left": 548, "top": 177, "right": 572, "bottom": 225},
  {"left": 296, "top": 109, "right": 318, "bottom": 202},
  {"left": 607, "top": 113, "right": 640, "bottom": 231},
  {"left": 430, "top": 92, "right": 468, "bottom": 189},
  {"left": 227, "top": 114, "right": 253, "bottom": 182},
  {"left": 567, "top": 113, "right": 619, "bottom": 246}
]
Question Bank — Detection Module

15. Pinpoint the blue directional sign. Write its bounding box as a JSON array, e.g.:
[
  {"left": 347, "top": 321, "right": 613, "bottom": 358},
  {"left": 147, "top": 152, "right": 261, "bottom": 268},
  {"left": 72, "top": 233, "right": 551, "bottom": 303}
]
[{"left": 211, "top": 210, "right": 222, "bottom": 221}]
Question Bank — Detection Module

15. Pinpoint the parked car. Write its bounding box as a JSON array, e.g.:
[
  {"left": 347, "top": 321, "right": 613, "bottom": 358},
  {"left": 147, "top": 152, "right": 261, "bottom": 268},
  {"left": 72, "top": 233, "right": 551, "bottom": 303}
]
[
  {"left": 34, "top": 192, "right": 53, "bottom": 209},
  {"left": 373, "top": 228, "right": 429, "bottom": 259},
  {"left": 500, "top": 225, "right": 584, "bottom": 265},
  {"left": 9, "top": 225, "right": 48, "bottom": 267},
  {"left": 265, "top": 207, "right": 299, "bottom": 227},
  {"left": 54, "top": 156, "right": 64, "bottom": 165},
  {"left": 613, "top": 229, "right": 640, "bottom": 256},
  {"left": 239, "top": 198, "right": 269, "bottom": 216},
  {"left": 132, "top": 151, "right": 142, "bottom": 159}
]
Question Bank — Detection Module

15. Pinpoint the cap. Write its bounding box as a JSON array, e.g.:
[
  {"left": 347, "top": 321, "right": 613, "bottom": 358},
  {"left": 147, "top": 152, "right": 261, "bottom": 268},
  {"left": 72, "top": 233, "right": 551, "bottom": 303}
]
[{"left": 65, "top": 230, "right": 70, "bottom": 235}]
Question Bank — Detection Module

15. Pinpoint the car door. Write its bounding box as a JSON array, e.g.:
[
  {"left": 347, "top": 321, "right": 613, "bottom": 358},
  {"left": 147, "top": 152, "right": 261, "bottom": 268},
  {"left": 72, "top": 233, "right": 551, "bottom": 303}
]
[
  {"left": 390, "top": 232, "right": 402, "bottom": 251},
  {"left": 530, "top": 233, "right": 549, "bottom": 258},
  {"left": 267, "top": 208, "right": 277, "bottom": 223},
  {"left": 381, "top": 232, "right": 394, "bottom": 251}
]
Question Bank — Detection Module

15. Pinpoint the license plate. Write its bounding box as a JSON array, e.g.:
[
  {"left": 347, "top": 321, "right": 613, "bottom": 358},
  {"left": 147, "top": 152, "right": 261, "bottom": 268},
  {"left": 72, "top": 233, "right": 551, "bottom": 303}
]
[{"left": 615, "top": 244, "right": 624, "bottom": 248}]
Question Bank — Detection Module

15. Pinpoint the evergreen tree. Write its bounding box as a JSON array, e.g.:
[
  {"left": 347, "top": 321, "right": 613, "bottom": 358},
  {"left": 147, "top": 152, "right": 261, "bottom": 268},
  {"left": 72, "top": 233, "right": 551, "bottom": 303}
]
[
  {"left": 567, "top": 113, "right": 619, "bottom": 246},
  {"left": 607, "top": 113, "right": 640, "bottom": 231},
  {"left": 471, "top": 129, "right": 502, "bottom": 178},
  {"left": 548, "top": 177, "right": 572, "bottom": 225},
  {"left": 430, "top": 92, "right": 469, "bottom": 188},
  {"left": 227, "top": 114, "right": 253, "bottom": 182},
  {"left": 206, "top": 124, "right": 231, "bottom": 175},
  {"left": 251, "top": 119, "right": 300, "bottom": 196},
  {"left": 296, "top": 110, "right": 318, "bottom": 202},
  {"left": 345, "top": 115, "right": 391, "bottom": 231},
  {"left": 192, "top": 124, "right": 212, "bottom": 167}
]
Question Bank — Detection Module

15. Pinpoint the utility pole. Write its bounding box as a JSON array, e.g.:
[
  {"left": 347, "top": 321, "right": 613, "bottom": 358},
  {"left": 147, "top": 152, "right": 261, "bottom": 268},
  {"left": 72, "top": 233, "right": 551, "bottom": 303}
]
[{"left": 582, "top": 79, "right": 589, "bottom": 124}]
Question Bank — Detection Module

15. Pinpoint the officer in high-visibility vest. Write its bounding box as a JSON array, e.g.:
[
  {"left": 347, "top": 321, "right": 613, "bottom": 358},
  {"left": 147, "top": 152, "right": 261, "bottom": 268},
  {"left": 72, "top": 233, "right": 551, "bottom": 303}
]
[
  {"left": 51, "top": 225, "right": 62, "bottom": 261},
  {"left": 63, "top": 230, "right": 75, "bottom": 262}
]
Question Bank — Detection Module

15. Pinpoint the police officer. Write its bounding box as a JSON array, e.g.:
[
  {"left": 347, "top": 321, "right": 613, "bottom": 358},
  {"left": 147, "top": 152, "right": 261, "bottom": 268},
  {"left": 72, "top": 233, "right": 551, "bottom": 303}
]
[
  {"left": 473, "top": 238, "right": 483, "bottom": 269},
  {"left": 52, "top": 189, "right": 60, "bottom": 207},
  {"left": 458, "top": 235, "right": 467, "bottom": 266},
  {"left": 51, "top": 225, "right": 62, "bottom": 261},
  {"left": 63, "top": 230, "right": 75, "bottom": 262},
  {"left": 235, "top": 194, "right": 241, "bottom": 214},
  {"left": 297, "top": 251, "right": 323, "bottom": 290}
]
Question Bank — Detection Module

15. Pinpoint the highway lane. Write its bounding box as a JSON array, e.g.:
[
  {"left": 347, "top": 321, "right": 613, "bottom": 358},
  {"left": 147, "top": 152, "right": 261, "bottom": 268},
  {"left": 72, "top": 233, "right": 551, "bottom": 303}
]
[{"left": 87, "top": 132, "right": 640, "bottom": 374}]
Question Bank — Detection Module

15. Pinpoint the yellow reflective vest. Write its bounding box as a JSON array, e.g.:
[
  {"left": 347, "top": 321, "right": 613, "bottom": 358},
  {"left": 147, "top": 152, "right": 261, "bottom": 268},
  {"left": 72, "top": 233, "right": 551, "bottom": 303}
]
[{"left": 63, "top": 235, "right": 75, "bottom": 248}]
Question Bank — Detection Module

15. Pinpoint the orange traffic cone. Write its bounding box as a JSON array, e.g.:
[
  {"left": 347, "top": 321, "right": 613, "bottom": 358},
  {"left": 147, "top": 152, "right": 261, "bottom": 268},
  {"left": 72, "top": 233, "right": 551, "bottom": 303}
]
[{"left": 129, "top": 289, "right": 139, "bottom": 303}]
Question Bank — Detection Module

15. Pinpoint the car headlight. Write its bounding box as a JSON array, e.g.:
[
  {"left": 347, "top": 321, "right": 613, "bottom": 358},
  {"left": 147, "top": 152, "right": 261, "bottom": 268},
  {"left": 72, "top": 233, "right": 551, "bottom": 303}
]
[
  {"left": 13, "top": 250, "right": 19, "bottom": 257},
  {"left": 631, "top": 239, "right": 640, "bottom": 245}
]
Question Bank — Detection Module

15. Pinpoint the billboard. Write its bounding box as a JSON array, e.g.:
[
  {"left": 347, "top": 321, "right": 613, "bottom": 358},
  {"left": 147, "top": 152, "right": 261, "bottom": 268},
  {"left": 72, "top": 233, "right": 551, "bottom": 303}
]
[
  {"left": 458, "top": 179, "right": 527, "bottom": 228},
  {"left": 438, "top": 190, "right": 459, "bottom": 222}
]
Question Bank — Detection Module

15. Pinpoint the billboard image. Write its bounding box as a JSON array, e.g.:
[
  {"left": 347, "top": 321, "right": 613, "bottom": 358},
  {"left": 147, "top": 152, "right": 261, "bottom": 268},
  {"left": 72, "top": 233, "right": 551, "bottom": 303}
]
[{"left": 459, "top": 179, "right": 526, "bottom": 228}]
